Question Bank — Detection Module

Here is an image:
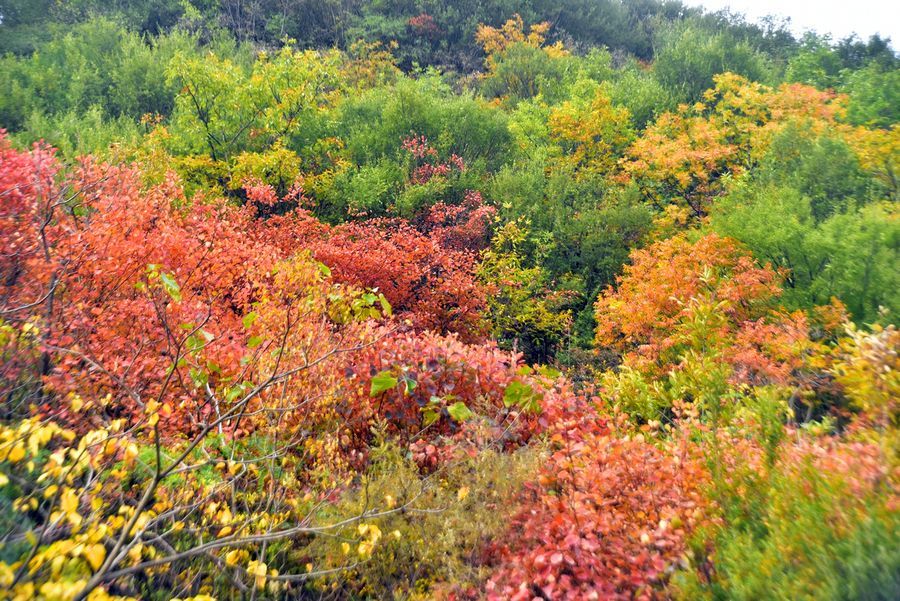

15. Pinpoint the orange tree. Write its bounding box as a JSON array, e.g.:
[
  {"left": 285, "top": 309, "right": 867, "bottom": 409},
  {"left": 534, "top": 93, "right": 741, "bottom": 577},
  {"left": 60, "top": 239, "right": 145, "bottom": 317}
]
[
  {"left": 622, "top": 74, "right": 845, "bottom": 217},
  {"left": 593, "top": 233, "right": 832, "bottom": 423}
]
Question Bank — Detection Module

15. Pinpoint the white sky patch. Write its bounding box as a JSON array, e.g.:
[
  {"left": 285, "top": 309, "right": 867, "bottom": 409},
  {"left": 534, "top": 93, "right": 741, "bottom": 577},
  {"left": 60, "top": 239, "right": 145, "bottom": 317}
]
[{"left": 687, "top": 0, "right": 900, "bottom": 43}]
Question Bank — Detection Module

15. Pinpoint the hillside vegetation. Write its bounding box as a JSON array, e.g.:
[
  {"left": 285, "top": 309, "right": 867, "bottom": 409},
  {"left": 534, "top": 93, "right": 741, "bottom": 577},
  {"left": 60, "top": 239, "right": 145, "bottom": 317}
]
[{"left": 0, "top": 1, "right": 898, "bottom": 600}]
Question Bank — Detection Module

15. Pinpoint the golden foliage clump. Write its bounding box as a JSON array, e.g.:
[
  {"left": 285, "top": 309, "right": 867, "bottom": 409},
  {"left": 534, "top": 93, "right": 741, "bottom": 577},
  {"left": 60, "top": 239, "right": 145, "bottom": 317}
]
[{"left": 475, "top": 14, "right": 566, "bottom": 72}]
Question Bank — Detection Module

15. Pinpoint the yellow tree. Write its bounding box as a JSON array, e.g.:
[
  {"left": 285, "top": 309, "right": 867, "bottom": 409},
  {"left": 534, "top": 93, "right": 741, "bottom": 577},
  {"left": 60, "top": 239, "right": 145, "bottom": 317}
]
[
  {"left": 548, "top": 87, "right": 635, "bottom": 180},
  {"left": 622, "top": 73, "right": 846, "bottom": 217}
]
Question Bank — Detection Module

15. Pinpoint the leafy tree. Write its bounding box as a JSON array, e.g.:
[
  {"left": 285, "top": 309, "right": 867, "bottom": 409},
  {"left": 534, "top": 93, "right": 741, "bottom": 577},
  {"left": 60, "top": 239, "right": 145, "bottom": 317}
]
[
  {"left": 711, "top": 185, "right": 899, "bottom": 324},
  {"left": 786, "top": 33, "right": 846, "bottom": 90},
  {"left": 595, "top": 233, "right": 786, "bottom": 374},
  {"left": 547, "top": 85, "right": 634, "bottom": 179},
  {"left": 844, "top": 63, "right": 900, "bottom": 128},
  {"left": 653, "top": 20, "right": 772, "bottom": 103},
  {"left": 835, "top": 33, "right": 899, "bottom": 71},
  {"left": 623, "top": 73, "right": 846, "bottom": 216},
  {"left": 476, "top": 14, "right": 574, "bottom": 104},
  {"left": 479, "top": 221, "right": 572, "bottom": 362},
  {"left": 165, "top": 44, "right": 343, "bottom": 163}
]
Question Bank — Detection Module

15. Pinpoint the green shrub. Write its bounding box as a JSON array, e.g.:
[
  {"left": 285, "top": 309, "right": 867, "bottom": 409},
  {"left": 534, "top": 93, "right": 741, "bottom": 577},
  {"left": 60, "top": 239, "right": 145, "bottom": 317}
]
[
  {"left": 674, "top": 436, "right": 900, "bottom": 601},
  {"left": 653, "top": 21, "right": 773, "bottom": 103}
]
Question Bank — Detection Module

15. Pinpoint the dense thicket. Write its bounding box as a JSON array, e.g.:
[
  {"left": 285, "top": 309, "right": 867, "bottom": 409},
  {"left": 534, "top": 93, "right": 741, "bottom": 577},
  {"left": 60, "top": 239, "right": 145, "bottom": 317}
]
[{"left": 0, "top": 1, "right": 897, "bottom": 600}]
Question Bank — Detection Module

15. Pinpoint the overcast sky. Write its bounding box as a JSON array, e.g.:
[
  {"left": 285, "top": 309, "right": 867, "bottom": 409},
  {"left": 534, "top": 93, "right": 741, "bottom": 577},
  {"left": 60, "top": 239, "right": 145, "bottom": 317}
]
[{"left": 688, "top": 0, "right": 900, "bottom": 43}]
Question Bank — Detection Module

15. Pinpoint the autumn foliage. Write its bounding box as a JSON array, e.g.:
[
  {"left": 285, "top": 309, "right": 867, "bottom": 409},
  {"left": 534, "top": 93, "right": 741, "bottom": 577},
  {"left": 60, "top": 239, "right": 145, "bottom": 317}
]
[
  {"left": 486, "top": 422, "right": 709, "bottom": 600},
  {"left": 594, "top": 233, "right": 808, "bottom": 382},
  {"left": 622, "top": 74, "right": 847, "bottom": 215},
  {"left": 1, "top": 8, "right": 898, "bottom": 600},
  {"left": 0, "top": 134, "right": 489, "bottom": 439}
]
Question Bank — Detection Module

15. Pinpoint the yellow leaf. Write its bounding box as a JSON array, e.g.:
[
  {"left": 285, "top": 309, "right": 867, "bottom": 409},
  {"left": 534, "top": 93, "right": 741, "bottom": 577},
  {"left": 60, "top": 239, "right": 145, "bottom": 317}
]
[
  {"left": 248, "top": 560, "right": 267, "bottom": 588},
  {"left": 84, "top": 544, "right": 106, "bottom": 571},
  {"left": 123, "top": 443, "right": 139, "bottom": 466},
  {"left": 60, "top": 489, "right": 79, "bottom": 515},
  {"left": 6, "top": 444, "right": 25, "bottom": 463},
  {"left": 0, "top": 563, "right": 13, "bottom": 587},
  {"left": 50, "top": 555, "right": 66, "bottom": 578},
  {"left": 224, "top": 549, "right": 241, "bottom": 566},
  {"left": 128, "top": 544, "right": 143, "bottom": 563}
]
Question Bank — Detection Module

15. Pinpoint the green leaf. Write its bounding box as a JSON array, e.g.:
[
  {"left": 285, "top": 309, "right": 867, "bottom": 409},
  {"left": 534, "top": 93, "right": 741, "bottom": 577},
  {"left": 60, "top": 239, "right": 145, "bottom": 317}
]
[
  {"left": 159, "top": 271, "right": 182, "bottom": 302},
  {"left": 186, "top": 335, "right": 204, "bottom": 354},
  {"left": 378, "top": 294, "right": 392, "bottom": 317},
  {"left": 189, "top": 367, "right": 208, "bottom": 388},
  {"left": 369, "top": 371, "right": 398, "bottom": 396},
  {"left": 502, "top": 380, "right": 543, "bottom": 413},
  {"left": 422, "top": 407, "right": 440, "bottom": 426},
  {"left": 537, "top": 365, "right": 561, "bottom": 379},
  {"left": 242, "top": 312, "right": 258, "bottom": 329},
  {"left": 521, "top": 394, "right": 543, "bottom": 413},
  {"left": 503, "top": 380, "right": 529, "bottom": 407},
  {"left": 247, "top": 335, "right": 264, "bottom": 349},
  {"left": 225, "top": 382, "right": 248, "bottom": 402},
  {"left": 447, "top": 401, "right": 474, "bottom": 422}
]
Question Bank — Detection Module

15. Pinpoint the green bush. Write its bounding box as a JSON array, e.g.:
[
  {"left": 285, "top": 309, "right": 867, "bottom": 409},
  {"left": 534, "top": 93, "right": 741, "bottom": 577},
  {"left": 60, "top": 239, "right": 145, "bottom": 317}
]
[
  {"left": 606, "top": 64, "right": 675, "bottom": 129},
  {"left": 10, "top": 105, "right": 143, "bottom": 158},
  {"left": 333, "top": 75, "right": 512, "bottom": 172},
  {"left": 0, "top": 19, "right": 197, "bottom": 132},
  {"left": 710, "top": 181, "right": 898, "bottom": 324},
  {"left": 675, "top": 438, "right": 900, "bottom": 601},
  {"left": 653, "top": 21, "right": 773, "bottom": 103},
  {"left": 479, "top": 42, "right": 578, "bottom": 105},
  {"left": 844, "top": 63, "right": 900, "bottom": 128}
]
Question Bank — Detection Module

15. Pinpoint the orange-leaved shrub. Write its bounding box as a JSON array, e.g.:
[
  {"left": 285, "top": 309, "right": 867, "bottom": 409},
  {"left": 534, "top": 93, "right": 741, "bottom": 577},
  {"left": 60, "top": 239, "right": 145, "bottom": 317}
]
[{"left": 486, "top": 417, "right": 708, "bottom": 600}]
